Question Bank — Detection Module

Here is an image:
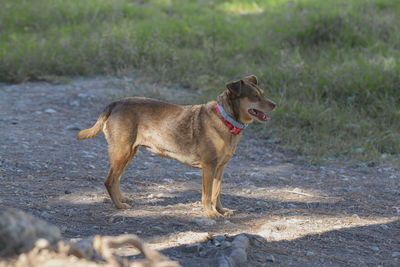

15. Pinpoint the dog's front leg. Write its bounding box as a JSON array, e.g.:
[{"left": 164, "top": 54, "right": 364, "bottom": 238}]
[
  {"left": 201, "top": 165, "right": 221, "bottom": 218},
  {"left": 212, "top": 164, "right": 234, "bottom": 216}
]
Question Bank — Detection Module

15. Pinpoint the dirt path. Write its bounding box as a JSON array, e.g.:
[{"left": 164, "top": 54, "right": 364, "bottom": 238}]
[{"left": 0, "top": 77, "right": 399, "bottom": 266}]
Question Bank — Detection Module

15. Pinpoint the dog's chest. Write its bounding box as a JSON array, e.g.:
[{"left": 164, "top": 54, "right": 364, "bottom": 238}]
[{"left": 139, "top": 139, "right": 201, "bottom": 168}]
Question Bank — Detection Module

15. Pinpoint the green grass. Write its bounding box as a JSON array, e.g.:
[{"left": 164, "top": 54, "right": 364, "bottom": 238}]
[{"left": 1, "top": 0, "right": 399, "bottom": 163}]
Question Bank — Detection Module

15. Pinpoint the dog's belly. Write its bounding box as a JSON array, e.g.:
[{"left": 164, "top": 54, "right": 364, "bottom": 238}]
[{"left": 140, "top": 143, "right": 202, "bottom": 169}]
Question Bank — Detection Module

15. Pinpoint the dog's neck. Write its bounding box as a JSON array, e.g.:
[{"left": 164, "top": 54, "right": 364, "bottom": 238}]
[{"left": 217, "top": 90, "right": 243, "bottom": 123}]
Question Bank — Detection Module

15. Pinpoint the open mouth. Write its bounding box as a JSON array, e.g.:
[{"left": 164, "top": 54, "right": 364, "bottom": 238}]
[{"left": 248, "top": 109, "right": 270, "bottom": 122}]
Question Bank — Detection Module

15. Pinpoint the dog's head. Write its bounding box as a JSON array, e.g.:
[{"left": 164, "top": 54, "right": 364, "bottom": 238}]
[{"left": 225, "top": 75, "right": 276, "bottom": 124}]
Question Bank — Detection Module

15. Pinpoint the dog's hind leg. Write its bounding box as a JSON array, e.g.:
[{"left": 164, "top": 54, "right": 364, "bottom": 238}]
[{"left": 104, "top": 144, "right": 138, "bottom": 209}]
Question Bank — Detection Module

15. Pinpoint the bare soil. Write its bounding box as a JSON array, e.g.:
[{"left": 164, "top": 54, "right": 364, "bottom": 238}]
[{"left": 0, "top": 77, "right": 399, "bottom": 266}]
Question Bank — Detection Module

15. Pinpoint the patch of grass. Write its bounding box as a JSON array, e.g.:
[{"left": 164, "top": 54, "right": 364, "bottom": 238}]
[{"left": 1, "top": 0, "right": 399, "bottom": 163}]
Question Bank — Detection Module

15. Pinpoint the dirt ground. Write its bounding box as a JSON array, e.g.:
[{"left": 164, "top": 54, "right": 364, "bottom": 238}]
[{"left": 0, "top": 77, "right": 399, "bottom": 266}]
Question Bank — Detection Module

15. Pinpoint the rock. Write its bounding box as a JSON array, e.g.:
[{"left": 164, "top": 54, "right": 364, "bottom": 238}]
[
  {"left": 370, "top": 246, "right": 379, "bottom": 252},
  {"left": 184, "top": 243, "right": 200, "bottom": 253},
  {"left": 221, "top": 241, "right": 231, "bottom": 249},
  {"left": 77, "top": 93, "right": 92, "bottom": 99},
  {"left": 392, "top": 252, "right": 400, "bottom": 257},
  {"left": 44, "top": 108, "right": 56, "bottom": 114},
  {"left": 153, "top": 226, "right": 163, "bottom": 231},
  {"left": 266, "top": 255, "right": 275, "bottom": 262},
  {"left": 380, "top": 224, "right": 389, "bottom": 230},
  {"left": 69, "top": 100, "right": 79, "bottom": 106},
  {"left": 0, "top": 209, "right": 61, "bottom": 256},
  {"left": 184, "top": 171, "right": 202, "bottom": 179},
  {"left": 163, "top": 178, "right": 175, "bottom": 183},
  {"left": 229, "top": 234, "right": 250, "bottom": 266},
  {"left": 41, "top": 211, "right": 50, "bottom": 218},
  {"left": 367, "top": 161, "right": 377, "bottom": 167},
  {"left": 199, "top": 250, "right": 207, "bottom": 257},
  {"left": 214, "top": 235, "right": 226, "bottom": 243},
  {"left": 192, "top": 218, "right": 216, "bottom": 226},
  {"left": 306, "top": 251, "right": 315, "bottom": 256},
  {"left": 65, "top": 124, "right": 81, "bottom": 131}
]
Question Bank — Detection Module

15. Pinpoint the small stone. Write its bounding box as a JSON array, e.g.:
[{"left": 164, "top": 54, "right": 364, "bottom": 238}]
[
  {"left": 41, "top": 211, "right": 50, "bottom": 217},
  {"left": 392, "top": 252, "right": 400, "bottom": 257},
  {"left": 371, "top": 246, "right": 379, "bottom": 252},
  {"left": 35, "top": 239, "right": 50, "bottom": 249},
  {"left": 78, "top": 93, "right": 91, "bottom": 99},
  {"left": 162, "top": 178, "right": 174, "bottom": 183},
  {"left": 192, "top": 217, "right": 216, "bottom": 226},
  {"left": 65, "top": 124, "right": 81, "bottom": 131},
  {"left": 44, "top": 108, "right": 56, "bottom": 114},
  {"left": 266, "top": 255, "right": 275, "bottom": 262},
  {"left": 69, "top": 100, "right": 79, "bottom": 106},
  {"left": 148, "top": 194, "right": 154, "bottom": 198},
  {"left": 184, "top": 171, "right": 202, "bottom": 179},
  {"left": 199, "top": 250, "right": 207, "bottom": 257},
  {"left": 380, "top": 224, "right": 389, "bottom": 230},
  {"left": 367, "top": 161, "right": 377, "bottom": 167},
  {"left": 64, "top": 190, "right": 72, "bottom": 194},
  {"left": 214, "top": 235, "right": 225, "bottom": 242},
  {"left": 306, "top": 251, "right": 315, "bottom": 256},
  {"left": 153, "top": 226, "right": 163, "bottom": 231},
  {"left": 184, "top": 243, "right": 200, "bottom": 253}
]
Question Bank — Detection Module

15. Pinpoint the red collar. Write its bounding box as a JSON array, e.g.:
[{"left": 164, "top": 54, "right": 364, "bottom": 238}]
[{"left": 216, "top": 104, "right": 245, "bottom": 135}]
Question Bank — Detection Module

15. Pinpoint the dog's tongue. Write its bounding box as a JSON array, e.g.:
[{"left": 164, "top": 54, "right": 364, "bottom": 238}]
[
  {"left": 251, "top": 109, "right": 270, "bottom": 121},
  {"left": 257, "top": 112, "right": 270, "bottom": 121},
  {"left": 260, "top": 113, "right": 270, "bottom": 121}
]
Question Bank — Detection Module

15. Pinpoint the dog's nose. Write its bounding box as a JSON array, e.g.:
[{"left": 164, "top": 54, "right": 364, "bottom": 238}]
[{"left": 269, "top": 101, "right": 276, "bottom": 111}]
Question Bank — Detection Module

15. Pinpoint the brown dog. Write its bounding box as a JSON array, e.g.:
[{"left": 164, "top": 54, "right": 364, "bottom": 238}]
[{"left": 77, "top": 75, "right": 275, "bottom": 217}]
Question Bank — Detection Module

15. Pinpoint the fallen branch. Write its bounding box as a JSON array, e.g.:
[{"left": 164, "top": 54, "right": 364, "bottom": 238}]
[{"left": 93, "top": 234, "right": 181, "bottom": 267}]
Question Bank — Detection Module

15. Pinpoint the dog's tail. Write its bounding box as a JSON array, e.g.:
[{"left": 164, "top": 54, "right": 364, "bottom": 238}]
[{"left": 77, "top": 103, "right": 116, "bottom": 140}]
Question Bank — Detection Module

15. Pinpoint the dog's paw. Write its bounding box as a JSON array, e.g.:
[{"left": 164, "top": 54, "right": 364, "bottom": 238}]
[
  {"left": 120, "top": 196, "right": 132, "bottom": 203},
  {"left": 206, "top": 209, "right": 223, "bottom": 218},
  {"left": 116, "top": 203, "right": 131, "bottom": 209},
  {"left": 220, "top": 209, "right": 234, "bottom": 217},
  {"left": 217, "top": 208, "right": 234, "bottom": 217}
]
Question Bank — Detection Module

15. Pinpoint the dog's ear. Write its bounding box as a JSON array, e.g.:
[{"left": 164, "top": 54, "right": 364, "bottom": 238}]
[
  {"left": 243, "top": 75, "right": 258, "bottom": 85},
  {"left": 226, "top": 80, "right": 243, "bottom": 96}
]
